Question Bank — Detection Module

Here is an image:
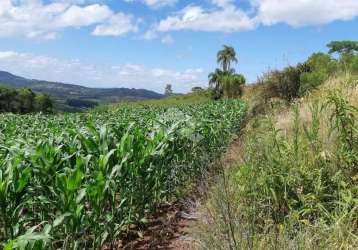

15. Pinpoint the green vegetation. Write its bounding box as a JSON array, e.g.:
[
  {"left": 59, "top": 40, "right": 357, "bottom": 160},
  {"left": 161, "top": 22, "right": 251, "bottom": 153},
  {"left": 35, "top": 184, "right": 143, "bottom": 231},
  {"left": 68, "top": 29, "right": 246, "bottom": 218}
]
[
  {"left": 194, "top": 43, "right": 358, "bottom": 249},
  {"left": 209, "top": 45, "right": 246, "bottom": 100},
  {"left": 327, "top": 40, "right": 358, "bottom": 55},
  {"left": 0, "top": 86, "right": 53, "bottom": 113},
  {"left": 0, "top": 71, "right": 163, "bottom": 112},
  {"left": 258, "top": 41, "right": 358, "bottom": 105},
  {"left": 0, "top": 100, "right": 246, "bottom": 249},
  {"left": 1, "top": 40, "right": 357, "bottom": 250},
  {"left": 103, "top": 89, "right": 211, "bottom": 109}
]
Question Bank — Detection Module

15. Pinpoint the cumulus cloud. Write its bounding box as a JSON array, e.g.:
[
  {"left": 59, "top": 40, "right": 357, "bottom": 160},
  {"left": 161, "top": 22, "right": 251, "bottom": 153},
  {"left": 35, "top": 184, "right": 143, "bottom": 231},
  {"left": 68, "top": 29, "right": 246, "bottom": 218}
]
[
  {"left": 0, "top": 51, "right": 206, "bottom": 92},
  {"left": 252, "top": 0, "right": 358, "bottom": 27},
  {"left": 0, "top": 0, "right": 138, "bottom": 39},
  {"left": 154, "top": 2, "right": 257, "bottom": 33},
  {"left": 92, "top": 13, "right": 138, "bottom": 36},
  {"left": 124, "top": 0, "right": 177, "bottom": 9},
  {"left": 149, "top": 0, "right": 358, "bottom": 36}
]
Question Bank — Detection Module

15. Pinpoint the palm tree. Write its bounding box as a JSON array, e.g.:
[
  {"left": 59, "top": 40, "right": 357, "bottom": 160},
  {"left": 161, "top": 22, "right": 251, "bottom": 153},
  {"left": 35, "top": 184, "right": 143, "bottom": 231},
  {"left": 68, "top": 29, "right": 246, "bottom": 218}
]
[
  {"left": 208, "top": 68, "right": 225, "bottom": 100},
  {"left": 217, "top": 45, "right": 238, "bottom": 72},
  {"left": 208, "top": 68, "right": 223, "bottom": 89}
]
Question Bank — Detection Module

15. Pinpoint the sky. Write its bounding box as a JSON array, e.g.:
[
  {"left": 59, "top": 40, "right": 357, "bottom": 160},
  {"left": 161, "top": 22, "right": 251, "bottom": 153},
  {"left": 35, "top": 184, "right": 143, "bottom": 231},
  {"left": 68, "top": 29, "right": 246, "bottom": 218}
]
[{"left": 0, "top": 0, "right": 358, "bottom": 93}]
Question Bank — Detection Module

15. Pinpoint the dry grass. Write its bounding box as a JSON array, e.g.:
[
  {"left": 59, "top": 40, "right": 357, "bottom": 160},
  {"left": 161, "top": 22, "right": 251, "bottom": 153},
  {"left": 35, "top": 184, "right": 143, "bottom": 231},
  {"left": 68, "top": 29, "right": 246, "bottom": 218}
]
[{"left": 191, "top": 74, "right": 358, "bottom": 250}]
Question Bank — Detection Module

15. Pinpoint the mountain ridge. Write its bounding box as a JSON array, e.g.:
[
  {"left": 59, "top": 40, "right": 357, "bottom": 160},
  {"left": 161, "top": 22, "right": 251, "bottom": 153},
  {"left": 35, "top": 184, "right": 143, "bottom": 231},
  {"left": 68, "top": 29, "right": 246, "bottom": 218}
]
[{"left": 0, "top": 70, "right": 164, "bottom": 111}]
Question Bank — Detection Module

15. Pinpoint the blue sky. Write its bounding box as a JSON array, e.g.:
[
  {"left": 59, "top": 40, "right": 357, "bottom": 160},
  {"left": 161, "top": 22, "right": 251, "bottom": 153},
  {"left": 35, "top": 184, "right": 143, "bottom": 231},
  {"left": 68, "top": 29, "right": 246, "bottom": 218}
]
[{"left": 0, "top": 0, "right": 358, "bottom": 93}]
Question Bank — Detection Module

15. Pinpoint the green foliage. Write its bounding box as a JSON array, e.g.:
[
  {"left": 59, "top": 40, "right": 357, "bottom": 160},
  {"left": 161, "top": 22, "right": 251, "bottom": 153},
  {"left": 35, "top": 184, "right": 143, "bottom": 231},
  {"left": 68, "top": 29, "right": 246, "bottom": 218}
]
[
  {"left": 209, "top": 45, "right": 245, "bottom": 99},
  {"left": 260, "top": 41, "right": 358, "bottom": 102},
  {"left": 222, "top": 74, "right": 246, "bottom": 98},
  {"left": 208, "top": 68, "right": 225, "bottom": 100},
  {"left": 0, "top": 70, "right": 163, "bottom": 112},
  {"left": 299, "top": 71, "right": 327, "bottom": 96},
  {"left": 35, "top": 94, "right": 53, "bottom": 113},
  {"left": 306, "top": 52, "right": 337, "bottom": 73},
  {"left": 263, "top": 65, "right": 309, "bottom": 102},
  {"left": 195, "top": 87, "right": 357, "bottom": 249},
  {"left": 0, "top": 86, "right": 53, "bottom": 114},
  {"left": 351, "top": 55, "right": 358, "bottom": 73},
  {"left": 191, "top": 86, "right": 204, "bottom": 92},
  {"left": 327, "top": 40, "right": 358, "bottom": 55},
  {"left": 233, "top": 95, "right": 357, "bottom": 248},
  {"left": 298, "top": 53, "right": 337, "bottom": 95},
  {"left": 217, "top": 45, "right": 238, "bottom": 73},
  {"left": 0, "top": 100, "right": 247, "bottom": 248}
]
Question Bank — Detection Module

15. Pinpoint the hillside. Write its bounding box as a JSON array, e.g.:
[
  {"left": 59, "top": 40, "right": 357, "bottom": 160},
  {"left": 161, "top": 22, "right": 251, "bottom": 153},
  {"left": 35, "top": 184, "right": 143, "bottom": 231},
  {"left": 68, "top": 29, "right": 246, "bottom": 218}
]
[
  {"left": 0, "top": 70, "right": 163, "bottom": 111},
  {"left": 192, "top": 74, "right": 358, "bottom": 249}
]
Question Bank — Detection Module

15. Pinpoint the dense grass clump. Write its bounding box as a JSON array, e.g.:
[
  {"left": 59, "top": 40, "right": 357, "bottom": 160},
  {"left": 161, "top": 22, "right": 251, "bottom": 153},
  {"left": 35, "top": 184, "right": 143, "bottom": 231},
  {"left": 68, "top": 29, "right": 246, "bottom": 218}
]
[
  {"left": 194, "top": 76, "right": 357, "bottom": 249},
  {"left": 0, "top": 100, "right": 246, "bottom": 249}
]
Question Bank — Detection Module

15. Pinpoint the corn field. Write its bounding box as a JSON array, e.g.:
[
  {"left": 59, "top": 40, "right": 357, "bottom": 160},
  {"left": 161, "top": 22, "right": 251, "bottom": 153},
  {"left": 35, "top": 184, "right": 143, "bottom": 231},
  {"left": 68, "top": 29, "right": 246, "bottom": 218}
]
[{"left": 0, "top": 100, "right": 246, "bottom": 249}]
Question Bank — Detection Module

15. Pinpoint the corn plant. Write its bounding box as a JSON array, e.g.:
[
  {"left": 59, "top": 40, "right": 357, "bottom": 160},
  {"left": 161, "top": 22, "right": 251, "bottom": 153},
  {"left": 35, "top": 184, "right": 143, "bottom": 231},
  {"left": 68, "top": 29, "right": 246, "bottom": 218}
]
[{"left": 0, "top": 100, "right": 247, "bottom": 248}]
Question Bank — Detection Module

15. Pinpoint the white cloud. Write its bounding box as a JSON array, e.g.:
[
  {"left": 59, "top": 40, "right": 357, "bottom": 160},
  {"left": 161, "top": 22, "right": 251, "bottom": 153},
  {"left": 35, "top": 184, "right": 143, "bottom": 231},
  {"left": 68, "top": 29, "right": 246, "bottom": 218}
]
[
  {"left": 92, "top": 13, "right": 138, "bottom": 36},
  {"left": 0, "top": 0, "right": 137, "bottom": 39},
  {"left": 151, "top": 1, "right": 258, "bottom": 34},
  {"left": 57, "top": 4, "right": 112, "bottom": 27},
  {"left": 124, "top": 0, "right": 177, "bottom": 9},
  {"left": 161, "top": 34, "right": 174, "bottom": 44},
  {"left": 252, "top": 0, "right": 358, "bottom": 27},
  {"left": 0, "top": 51, "right": 206, "bottom": 92},
  {"left": 150, "top": 0, "right": 358, "bottom": 36}
]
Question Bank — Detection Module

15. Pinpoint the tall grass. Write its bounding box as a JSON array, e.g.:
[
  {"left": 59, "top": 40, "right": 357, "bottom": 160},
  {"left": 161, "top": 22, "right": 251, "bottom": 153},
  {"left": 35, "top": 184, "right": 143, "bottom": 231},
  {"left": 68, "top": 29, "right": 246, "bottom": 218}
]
[{"left": 194, "top": 75, "right": 358, "bottom": 249}]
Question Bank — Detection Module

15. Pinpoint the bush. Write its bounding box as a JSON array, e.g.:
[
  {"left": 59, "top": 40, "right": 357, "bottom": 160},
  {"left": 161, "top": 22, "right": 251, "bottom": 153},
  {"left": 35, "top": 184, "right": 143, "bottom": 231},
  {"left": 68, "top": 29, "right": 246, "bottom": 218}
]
[
  {"left": 263, "top": 65, "right": 306, "bottom": 102},
  {"left": 305, "top": 52, "right": 336, "bottom": 73},
  {"left": 222, "top": 74, "right": 245, "bottom": 98},
  {"left": 351, "top": 55, "right": 358, "bottom": 73},
  {"left": 299, "top": 71, "right": 327, "bottom": 95}
]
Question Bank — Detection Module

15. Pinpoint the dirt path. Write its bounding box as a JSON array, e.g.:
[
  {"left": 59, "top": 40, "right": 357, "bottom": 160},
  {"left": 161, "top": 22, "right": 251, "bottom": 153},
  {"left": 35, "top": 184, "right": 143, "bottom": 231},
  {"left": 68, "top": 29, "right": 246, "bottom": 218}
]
[
  {"left": 114, "top": 138, "right": 244, "bottom": 250},
  {"left": 116, "top": 197, "right": 199, "bottom": 250}
]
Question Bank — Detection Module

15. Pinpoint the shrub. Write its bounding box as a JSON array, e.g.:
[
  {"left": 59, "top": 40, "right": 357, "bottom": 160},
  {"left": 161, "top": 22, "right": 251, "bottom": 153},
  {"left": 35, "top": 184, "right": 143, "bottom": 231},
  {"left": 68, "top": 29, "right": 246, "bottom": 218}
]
[
  {"left": 351, "top": 55, "right": 358, "bottom": 73},
  {"left": 263, "top": 65, "right": 305, "bottom": 102},
  {"left": 222, "top": 74, "right": 246, "bottom": 98},
  {"left": 299, "top": 71, "right": 327, "bottom": 95}
]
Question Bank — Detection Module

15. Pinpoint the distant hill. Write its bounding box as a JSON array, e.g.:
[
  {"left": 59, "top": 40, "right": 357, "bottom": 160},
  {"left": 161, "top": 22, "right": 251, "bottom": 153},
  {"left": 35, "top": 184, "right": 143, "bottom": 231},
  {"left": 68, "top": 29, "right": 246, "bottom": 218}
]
[{"left": 0, "top": 70, "right": 164, "bottom": 111}]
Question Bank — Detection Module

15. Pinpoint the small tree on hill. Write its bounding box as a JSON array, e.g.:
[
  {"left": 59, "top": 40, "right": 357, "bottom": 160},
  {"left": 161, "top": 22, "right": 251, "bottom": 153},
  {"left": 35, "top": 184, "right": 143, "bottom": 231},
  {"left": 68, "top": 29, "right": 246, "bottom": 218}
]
[
  {"left": 327, "top": 41, "right": 358, "bottom": 71},
  {"left": 164, "top": 84, "right": 173, "bottom": 96},
  {"left": 327, "top": 41, "right": 358, "bottom": 56}
]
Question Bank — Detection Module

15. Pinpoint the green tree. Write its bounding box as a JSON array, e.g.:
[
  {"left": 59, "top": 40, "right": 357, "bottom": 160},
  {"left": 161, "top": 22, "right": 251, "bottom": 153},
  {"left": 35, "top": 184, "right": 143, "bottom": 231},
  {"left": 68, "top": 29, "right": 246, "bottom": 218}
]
[
  {"left": 209, "top": 46, "right": 246, "bottom": 99},
  {"left": 35, "top": 94, "right": 53, "bottom": 113},
  {"left": 164, "top": 84, "right": 173, "bottom": 96},
  {"left": 327, "top": 41, "right": 358, "bottom": 55},
  {"left": 0, "top": 86, "right": 20, "bottom": 113},
  {"left": 18, "top": 88, "right": 36, "bottom": 113},
  {"left": 306, "top": 52, "right": 334, "bottom": 72},
  {"left": 217, "top": 45, "right": 237, "bottom": 72},
  {"left": 222, "top": 74, "right": 246, "bottom": 98},
  {"left": 208, "top": 68, "right": 225, "bottom": 99}
]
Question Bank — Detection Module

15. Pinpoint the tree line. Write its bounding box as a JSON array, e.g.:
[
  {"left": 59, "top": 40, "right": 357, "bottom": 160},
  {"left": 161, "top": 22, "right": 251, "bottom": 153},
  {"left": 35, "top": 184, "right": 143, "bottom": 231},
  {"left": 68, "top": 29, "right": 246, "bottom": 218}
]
[
  {"left": 208, "top": 40, "right": 358, "bottom": 102},
  {"left": 0, "top": 86, "right": 53, "bottom": 114},
  {"left": 260, "top": 40, "right": 358, "bottom": 103}
]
